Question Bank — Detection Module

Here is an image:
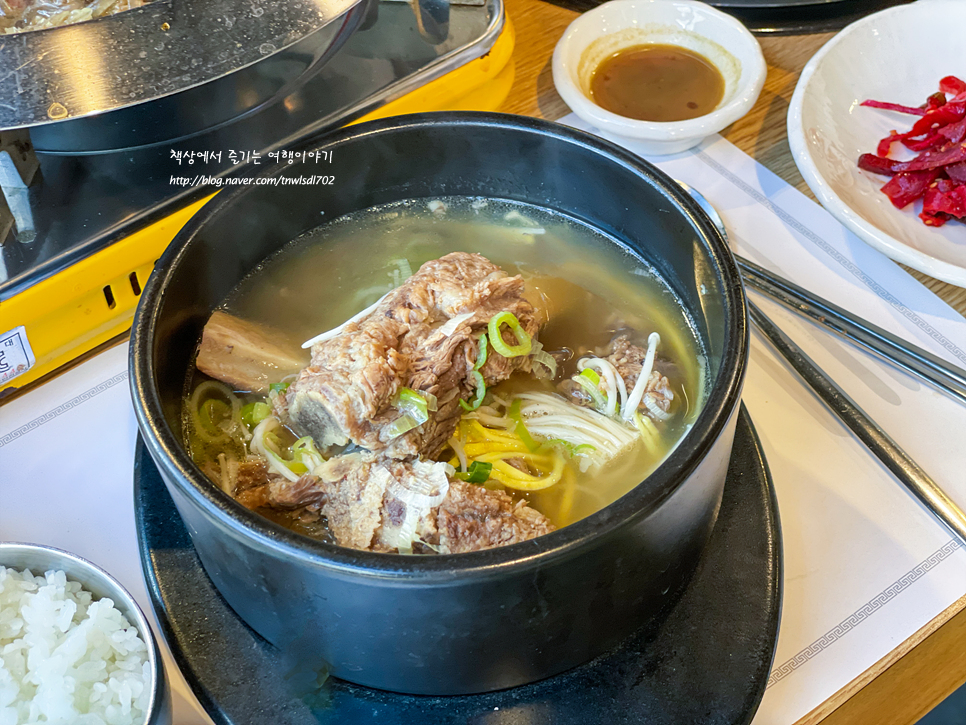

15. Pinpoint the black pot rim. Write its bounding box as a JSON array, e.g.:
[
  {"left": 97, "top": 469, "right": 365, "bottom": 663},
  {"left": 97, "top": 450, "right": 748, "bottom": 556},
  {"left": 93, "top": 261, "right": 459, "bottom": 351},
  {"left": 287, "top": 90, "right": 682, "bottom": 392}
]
[{"left": 130, "top": 111, "right": 748, "bottom": 582}]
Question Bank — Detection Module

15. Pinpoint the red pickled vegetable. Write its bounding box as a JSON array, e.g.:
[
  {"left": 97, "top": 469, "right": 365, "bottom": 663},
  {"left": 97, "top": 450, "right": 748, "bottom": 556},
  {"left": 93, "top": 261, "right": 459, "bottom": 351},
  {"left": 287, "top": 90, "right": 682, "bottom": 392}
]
[
  {"left": 903, "top": 132, "right": 946, "bottom": 153},
  {"left": 882, "top": 170, "right": 941, "bottom": 209},
  {"left": 907, "top": 102, "right": 965, "bottom": 137},
  {"left": 858, "top": 153, "right": 899, "bottom": 176},
  {"left": 921, "top": 180, "right": 966, "bottom": 227},
  {"left": 859, "top": 99, "right": 926, "bottom": 116},
  {"left": 925, "top": 92, "right": 948, "bottom": 112},
  {"left": 877, "top": 130, "right": 901, "bottom": 157},
  {"left": 946, "top": 162, "right": 966, "bottom": 184},
  {"left": 858, "top": 76, "right": 966, "bottom": 227},
  {"left": 874, "top": 104, "right": 965, "bottom": 155},
  {"left": 940, "top": 118, "right": 966, "bottom": 145},
  {"left": 940, "top": 76, "right": 966, "bottom": 96},
  {"left": 893, "top": 143, "right": 966, "bottom": 172}
]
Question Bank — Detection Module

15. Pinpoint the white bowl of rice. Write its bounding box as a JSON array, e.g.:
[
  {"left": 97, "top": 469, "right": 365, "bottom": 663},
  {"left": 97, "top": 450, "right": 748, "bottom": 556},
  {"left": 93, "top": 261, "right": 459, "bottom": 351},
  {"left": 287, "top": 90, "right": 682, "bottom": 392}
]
[{"left": 0, "top": 543, "right": 169, "bottom": 725}]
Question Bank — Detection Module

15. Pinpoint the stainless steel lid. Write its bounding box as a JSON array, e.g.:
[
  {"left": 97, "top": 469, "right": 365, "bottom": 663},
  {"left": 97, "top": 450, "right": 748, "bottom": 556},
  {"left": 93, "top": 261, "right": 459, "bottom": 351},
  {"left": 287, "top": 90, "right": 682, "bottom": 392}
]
[{"left": 0, "top": 0, "right": 363, "bottom": 130}]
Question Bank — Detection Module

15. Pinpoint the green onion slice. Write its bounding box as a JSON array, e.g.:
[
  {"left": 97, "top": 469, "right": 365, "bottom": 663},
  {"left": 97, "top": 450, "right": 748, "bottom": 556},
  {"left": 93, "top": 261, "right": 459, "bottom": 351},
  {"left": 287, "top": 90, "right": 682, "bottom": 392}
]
[
  {"left": 241, "top": 401, "right": 272, "bottom": 430},
  {"left": 387, "top": 387, "right": 432, "bottom": 440},
  {"left": 283, "top": 460, "right": 309, "bottom": 476},
  {"left": 199, "top": 399, "right": 231, "bottom": 436},
  {"left": 291, "top": 436, "right": 317, "bottom": 454},
  {"left": 487, "top": 311, "right": 532, "bottom": 358},
  {"left": 530, "top": 341, "right": 557, "bottom": 379},
  {"left": 579, "top": 368, "right": 600, "bottom": 386},
  {"left": 385, "top": 414, "right": 421, "bottom": 439},
  {"left": 267, "top": 428, "right": 308, "bottom": 476},
  {"left": 458, "top": 333, "right": 490, "bottom": 412},
  {"left": 269, "top": 382, "right": 290, "bottom": 395},
  {"left": 573, "top": 371, "right": 607, "bottom": 412},
  {"left": 291, "top": 436, "right": 325, "bottom": 469},
  {"left": 393, "top": 387, "right": 430, "bottom": 425},
  {"left": 508, "top": 399, "right": 541, "bottom": 452},
  {"left": 540, "top": 439, "right": 597, "bottom": 457},
  {"left": 473, "top": 332, "right": 489, "bottom": 371},
  {"left": 460, "top": 370, "right": 486, "bottom": 411},
  {"left": 454, "top": 460, "right": 493, "bottom": 484}
]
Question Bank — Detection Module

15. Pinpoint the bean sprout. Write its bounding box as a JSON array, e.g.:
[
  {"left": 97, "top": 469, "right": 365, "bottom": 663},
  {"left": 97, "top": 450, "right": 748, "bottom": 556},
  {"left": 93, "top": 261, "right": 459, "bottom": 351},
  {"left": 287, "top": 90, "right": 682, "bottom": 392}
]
[
  {"left": 622, "top": 333, "right": 660, "bottom": 421},
  {"left": 449, "top": 437, "right": 468, "bottom": 473}
]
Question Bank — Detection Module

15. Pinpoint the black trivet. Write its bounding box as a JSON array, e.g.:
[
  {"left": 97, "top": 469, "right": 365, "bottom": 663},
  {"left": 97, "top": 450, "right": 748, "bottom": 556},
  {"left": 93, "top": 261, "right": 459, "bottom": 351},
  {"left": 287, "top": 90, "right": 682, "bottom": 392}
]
[{"left": 134, "top": 404, "right": 781, "bottom": 725}]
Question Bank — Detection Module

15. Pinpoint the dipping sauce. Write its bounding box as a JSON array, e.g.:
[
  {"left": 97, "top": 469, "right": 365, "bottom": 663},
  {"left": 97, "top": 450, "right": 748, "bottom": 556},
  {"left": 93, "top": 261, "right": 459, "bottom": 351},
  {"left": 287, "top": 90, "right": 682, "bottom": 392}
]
[{"left": 589, "top": 44, "right": 725, "bottom": 122}]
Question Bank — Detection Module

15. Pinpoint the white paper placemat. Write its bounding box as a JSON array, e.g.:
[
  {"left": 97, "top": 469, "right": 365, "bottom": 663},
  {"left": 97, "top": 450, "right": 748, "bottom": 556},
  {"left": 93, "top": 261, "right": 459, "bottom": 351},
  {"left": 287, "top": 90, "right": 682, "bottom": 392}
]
[{"left": 3, "top": 122, "right": 966, "bottom": 725}]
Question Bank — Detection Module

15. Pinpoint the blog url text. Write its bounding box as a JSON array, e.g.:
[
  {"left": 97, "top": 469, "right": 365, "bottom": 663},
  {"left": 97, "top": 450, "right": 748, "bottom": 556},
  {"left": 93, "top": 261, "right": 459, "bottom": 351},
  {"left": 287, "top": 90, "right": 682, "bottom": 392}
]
[{"left": 170, "top": 175, "right": 336, "bottom": 188}]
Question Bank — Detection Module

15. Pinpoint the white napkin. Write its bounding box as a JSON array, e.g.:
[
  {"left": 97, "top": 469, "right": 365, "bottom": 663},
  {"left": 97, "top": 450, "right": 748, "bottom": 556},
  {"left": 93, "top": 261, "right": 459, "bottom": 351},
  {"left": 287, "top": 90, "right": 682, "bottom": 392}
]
[{"left": 560, "top": 116, "right": 966, "bottom": 724}]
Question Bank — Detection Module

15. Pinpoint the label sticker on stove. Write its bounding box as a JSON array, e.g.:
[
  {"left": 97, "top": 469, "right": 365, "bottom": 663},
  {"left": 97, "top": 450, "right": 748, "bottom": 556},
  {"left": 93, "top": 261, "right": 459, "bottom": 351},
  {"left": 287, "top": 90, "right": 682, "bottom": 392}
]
[{"left": 0, "top": 326, "right": 35, "bottom": 385}]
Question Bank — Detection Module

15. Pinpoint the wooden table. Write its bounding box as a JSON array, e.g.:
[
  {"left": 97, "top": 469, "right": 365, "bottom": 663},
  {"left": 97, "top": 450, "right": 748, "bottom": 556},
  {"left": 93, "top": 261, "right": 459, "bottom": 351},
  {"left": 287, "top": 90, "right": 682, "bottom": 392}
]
[{"left": 498, "top": 1, "right": 966, "bottom": 723}]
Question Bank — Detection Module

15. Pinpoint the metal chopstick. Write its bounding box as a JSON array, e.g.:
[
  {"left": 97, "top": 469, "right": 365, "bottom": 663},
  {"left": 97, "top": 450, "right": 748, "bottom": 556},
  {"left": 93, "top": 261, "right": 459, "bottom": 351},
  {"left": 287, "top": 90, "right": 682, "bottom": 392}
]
[
  {"left": 674, "top": 178, "right": 966, "bottom": 407},
  {"left": 676, "top": 180, "right": 966, "bottom": 541},
  {"left": 749, "top": 300, "right": 966, "bottom": 546},
  {"left": 738, "top": 256, "right": 966, "bottom": 407}
]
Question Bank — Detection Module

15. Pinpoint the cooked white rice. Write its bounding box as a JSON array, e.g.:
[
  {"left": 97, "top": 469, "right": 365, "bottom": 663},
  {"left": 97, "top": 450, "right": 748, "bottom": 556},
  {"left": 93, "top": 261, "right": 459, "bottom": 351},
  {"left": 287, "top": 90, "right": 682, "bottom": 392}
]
[{"left": 0, "top": 567, "right": 151, "bottom": 725}]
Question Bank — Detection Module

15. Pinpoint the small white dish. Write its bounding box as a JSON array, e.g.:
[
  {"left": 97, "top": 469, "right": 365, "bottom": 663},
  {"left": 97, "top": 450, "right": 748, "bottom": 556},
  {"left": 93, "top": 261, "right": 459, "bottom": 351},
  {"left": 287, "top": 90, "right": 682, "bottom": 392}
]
[
  {"left": 788, "top": 0, "right": 966, "bottom": 286},
  {"left": 552, "top": 0, "right": 766, "bottom": 155}
]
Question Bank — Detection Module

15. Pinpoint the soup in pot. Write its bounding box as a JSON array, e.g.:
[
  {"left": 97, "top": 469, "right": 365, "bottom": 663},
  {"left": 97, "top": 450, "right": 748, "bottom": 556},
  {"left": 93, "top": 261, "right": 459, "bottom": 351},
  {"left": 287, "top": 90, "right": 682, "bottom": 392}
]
[{"left": 182, "top": 197, "right": 707, "bottom": 554}]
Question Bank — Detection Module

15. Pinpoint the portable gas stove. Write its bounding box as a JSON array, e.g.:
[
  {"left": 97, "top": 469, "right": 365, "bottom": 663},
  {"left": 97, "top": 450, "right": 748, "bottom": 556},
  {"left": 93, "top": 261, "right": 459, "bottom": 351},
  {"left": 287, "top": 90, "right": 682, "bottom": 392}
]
[{"left": 0, "top": 0, "right": 512, "bottom": 396}]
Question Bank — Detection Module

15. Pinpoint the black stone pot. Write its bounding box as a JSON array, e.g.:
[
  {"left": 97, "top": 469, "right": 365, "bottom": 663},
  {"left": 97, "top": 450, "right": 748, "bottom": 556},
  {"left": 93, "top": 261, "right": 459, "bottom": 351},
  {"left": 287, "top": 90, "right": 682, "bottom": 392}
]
[{"left": 129, "top": 112, "right": 748, "bottom": 697}]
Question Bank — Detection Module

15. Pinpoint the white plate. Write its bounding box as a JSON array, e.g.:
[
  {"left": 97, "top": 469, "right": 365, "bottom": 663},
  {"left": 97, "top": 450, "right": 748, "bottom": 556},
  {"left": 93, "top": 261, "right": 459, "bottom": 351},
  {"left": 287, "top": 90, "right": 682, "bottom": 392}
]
[{"left": 788, "top": 0, "right": 966, "bottom": 286}]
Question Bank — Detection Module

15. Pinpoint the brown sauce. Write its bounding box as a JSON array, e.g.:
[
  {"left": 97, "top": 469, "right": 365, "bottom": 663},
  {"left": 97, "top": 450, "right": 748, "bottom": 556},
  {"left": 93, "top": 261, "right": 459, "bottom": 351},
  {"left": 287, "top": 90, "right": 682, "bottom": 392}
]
[{"left": 589, "top": 44, "right": 725, "bottom": 123}]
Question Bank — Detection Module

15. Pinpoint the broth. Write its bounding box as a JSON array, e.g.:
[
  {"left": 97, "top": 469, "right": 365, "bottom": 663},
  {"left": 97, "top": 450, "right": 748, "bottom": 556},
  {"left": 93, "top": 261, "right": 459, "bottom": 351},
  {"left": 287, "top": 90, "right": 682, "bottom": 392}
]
[
  {"left": 184, "top": 197, "right": 707, "bottom": 543},
  {"left": 589, "top": 44, "right": 725, "bottom": 123}
]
